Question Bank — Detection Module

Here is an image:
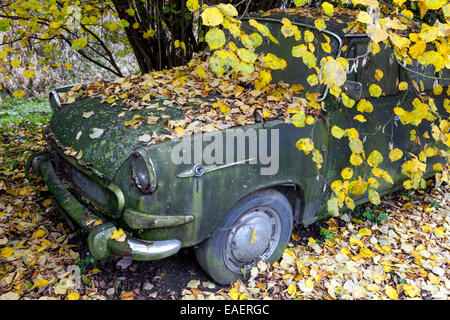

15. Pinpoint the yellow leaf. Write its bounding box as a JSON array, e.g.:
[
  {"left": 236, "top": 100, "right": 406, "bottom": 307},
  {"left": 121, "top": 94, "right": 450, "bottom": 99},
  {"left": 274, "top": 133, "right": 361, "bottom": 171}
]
[
  {"left": 33, "top": 278, "right": 49, "bottom": 289},
  {"left": 331, "top": 126, "right": 345, "bottom": 139},
  {"left": 385, "top": 285, "right": 398, "bottom": 300},
  {"left": 357, "top": 11, "right": 372, "bottom": 24},
  {"left": 368, "top": 177, "right": 379, "bottom": 188},
  {"left": 305, "top": 116, "right": 315, "bottom": 125},
  {"left": 66, "top": 290, "right": 80, "bottom": 300},
  {"left": 358, "top": 228, "right": 372, "bottom": 237},
  {"left": 367, "top": 24, "right": 388, "bottom": 43},
  {"left": 380, "top": 245, "right": 392, "bottom": 254},
  {"left": 292, "top": 111, "right": 306, "bottom": 128},
  {"left": 366, "top": 284, "right": 380, "bottom": 292},
  {"left": 360, "top": 247, "right": 374, "bottom": 258},
  {"left": 249, "top": 19, "right": 279, "bottom": 44},
  {"left": 372, "top": 167, "right": 394, "bottom": 184},
  {"left": 425, "top": 0, "right": 446, "bottom": 10},
  {"left": 281, "top": 18, "right": 297, "bottom": 38},
  {"left": 350, "top": 153, "right": 363, "bottom": 166},
  {"left": 342, "top": 93, "right": 355, "bottom": 108},
  {"left": 264, "top": 53, "right": 287, "bottom": 70},
  {"left": 314, "top": 19, "right": 326, "bottom": 31},
  {"left": 228, "top": 287, "right": 240, "bottom": 300},
  {"left": 287, "top": 284, "right": 296, "bottom": 295},
  {"left": 354, "top": 114, "right": 366, "bottom": 122},
  {"left": 304, "top": 30, "right": 314, "bottom": 43},
  {"left": 201, "top": 7, "right": 224, "bottom": 26},
  {"left": 389, "top": 148, "right": 403, "bottom": 162},
  {"left": 345, "top": 197, "right": 355, "bottom": 210},
  {"left": 110, "top": 228, "right": 126, "bottom": 242},
  {"left": 433, "top": 84, "right": 443, "bottom": 95},
  {"left": 294, "top": 0, "right": 309, "bottom": 6},
  {"left": 327, "top": 197, "right": 340, "bottom": 216},
  {"left": 237, "top": 48, "right": 257, "bottom": 63},
  {"left": 433, "top": 227, "right": 445, "bottom": 238},
  {"left": 321, "top": 42, "right": 331, "bottom": 53},
  {"left": 320, "top": 57, "right": 347, "bottom": 88},
  {"left": 11, "top": 58, "right": 20, "bottom": 68},
  {"left": 374, "top": 69, "right": 383, "bottom": 81},
  {"left": 33, "top": 229, "right": 46, "bottom": 239},
  {"left": 13, "top": 90, "right": 26, "bottom": 98},
  {"left": 369, "top": 84, "right": 382, "bottom": 97},
  {"left": 305, "top": 279, "right": 314, "bottom": 288},
  {"left": 341, "top": 167, "right": 353, "bottom": 180},
  {"left": 205, "top": 28, "right": 226, "bottom": 50},
  {"left": 296, "top": 138, "right": 314, "bottom": 154},
  {"left": 23, "top": 69, "right": 35, "bottom": 79},
  {"left": 72, "top": 37, "right": 88, "bottom": 50},
  {"left": 196, "top": 65, "right": 206, "bottom": 78},
  {"left": 356, "top": 99, "right": 373, "bottom": 113},
  {"left": 349, "top": 178, "right": 367, "bottom": 195},
  {"left": 349, "top": 236, "right": 364, "bottom": 247},
  {"left": 368, "top": 189, "right": 381, "bottom": 205},
  {"left": 398, "top": 81, "right": 408, "bottom": 91},
  {"left": 186, "top": 0, "right": 200, "bottom": 12},
  {"left": 218, "top": 3, "right": 238, "bottom": 17},
  {"left": 403, "top": 284, "right": 420, "bottom": 298},
  {"left": 322, "top": 2, "right": 334, "bottom": 16},
  {"left": 307, "top": 74, "right": 318, "bottom": 86},
  {"left": 1, "top": 247, "right": 14, "bottom": 259},
  {"left": 419, "top": 24, "right": 439, "bottom": 42},
  {"left": 368, "top": 150, "right": 383, "bottom": 167},
  {"left": 428, "top": 273, "right": 440, "bottom": 284}
]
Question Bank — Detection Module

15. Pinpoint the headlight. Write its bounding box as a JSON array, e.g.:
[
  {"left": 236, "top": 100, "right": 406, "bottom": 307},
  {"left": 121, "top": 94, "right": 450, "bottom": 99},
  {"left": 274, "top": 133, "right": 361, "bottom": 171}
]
[{"left": 130, "top": 149, "right": 157, "bottom": 194}]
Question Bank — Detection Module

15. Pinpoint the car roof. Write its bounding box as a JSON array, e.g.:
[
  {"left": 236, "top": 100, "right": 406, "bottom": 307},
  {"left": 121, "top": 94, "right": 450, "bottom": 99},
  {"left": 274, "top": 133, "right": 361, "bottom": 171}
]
[{"left": 248, "top": 7, "right": 365, "bottom": 38}]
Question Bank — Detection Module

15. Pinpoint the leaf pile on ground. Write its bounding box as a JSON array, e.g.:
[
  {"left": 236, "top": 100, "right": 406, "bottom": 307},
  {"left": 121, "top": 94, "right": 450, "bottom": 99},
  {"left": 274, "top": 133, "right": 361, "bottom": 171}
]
[
  {"left": 182, "top": 185, "right": 449, "bottom": 300},
  {"left": 0, "top": 120, "right": 448, "bottom": 300},
  {"left": 0, "top": 121, "right": 89, "bottom": 300}
]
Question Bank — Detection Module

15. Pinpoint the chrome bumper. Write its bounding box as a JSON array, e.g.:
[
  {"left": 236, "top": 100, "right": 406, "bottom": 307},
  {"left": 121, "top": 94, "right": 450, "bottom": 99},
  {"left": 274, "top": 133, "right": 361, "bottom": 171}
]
[{"left": 28, "top": 150, "right": 182, "bottom": 261}]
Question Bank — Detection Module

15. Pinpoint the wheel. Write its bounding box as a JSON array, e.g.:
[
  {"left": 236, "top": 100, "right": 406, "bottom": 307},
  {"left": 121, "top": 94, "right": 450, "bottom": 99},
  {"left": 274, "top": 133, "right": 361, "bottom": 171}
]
[{"left": 195, "top": 188, "right": 293, "bottom": 285}]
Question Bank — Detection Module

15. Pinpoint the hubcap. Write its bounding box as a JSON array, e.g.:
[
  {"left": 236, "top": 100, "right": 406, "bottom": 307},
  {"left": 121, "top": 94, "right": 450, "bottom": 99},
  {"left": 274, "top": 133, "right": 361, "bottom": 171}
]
[{"left": 223, "top": 207, "right": 282, "bottom": 273}]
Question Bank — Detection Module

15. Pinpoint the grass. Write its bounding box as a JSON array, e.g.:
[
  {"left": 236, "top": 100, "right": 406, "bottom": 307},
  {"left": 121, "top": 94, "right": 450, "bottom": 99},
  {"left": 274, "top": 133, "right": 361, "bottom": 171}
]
[{"left": 0, "top": 94, "right": 51, "bottom": 125}]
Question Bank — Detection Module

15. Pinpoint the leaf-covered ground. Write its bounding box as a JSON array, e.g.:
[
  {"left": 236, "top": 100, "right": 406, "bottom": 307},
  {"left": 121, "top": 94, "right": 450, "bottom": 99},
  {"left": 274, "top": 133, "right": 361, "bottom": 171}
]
[{"left": 0, "top": 120, "right": 448, "bottom": 300}]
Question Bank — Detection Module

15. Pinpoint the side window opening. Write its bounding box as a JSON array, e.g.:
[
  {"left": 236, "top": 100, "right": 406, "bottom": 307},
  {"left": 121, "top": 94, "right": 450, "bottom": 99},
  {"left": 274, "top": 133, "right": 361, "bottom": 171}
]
[{"left": 343, "top": 37, "right": 399, "bottom": 97}]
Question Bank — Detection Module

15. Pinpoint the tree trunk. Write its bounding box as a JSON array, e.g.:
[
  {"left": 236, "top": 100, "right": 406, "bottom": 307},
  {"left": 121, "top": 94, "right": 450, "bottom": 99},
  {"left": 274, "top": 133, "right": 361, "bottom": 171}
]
[{"left": 111, "top": 0, "right": 288, "bottom": 74}]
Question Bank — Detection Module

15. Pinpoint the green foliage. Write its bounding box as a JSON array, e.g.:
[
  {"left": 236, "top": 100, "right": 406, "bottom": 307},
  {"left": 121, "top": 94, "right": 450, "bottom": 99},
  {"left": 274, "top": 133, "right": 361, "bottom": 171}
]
[
  {"left": 75, "top": 256, "right": 96, "bottom": 274},
  {"left": 348, "top": 205, "right": 388, "bottom": 225},
  {"left": 0, "top": 94, "right": 50, "bottom": 125}
]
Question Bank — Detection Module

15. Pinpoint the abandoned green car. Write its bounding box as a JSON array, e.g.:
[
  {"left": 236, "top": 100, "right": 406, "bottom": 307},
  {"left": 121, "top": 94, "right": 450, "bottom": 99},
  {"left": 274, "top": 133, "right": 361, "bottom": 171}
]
[{"left": 27, "top": 11, "right": 447, "bottom": 284}]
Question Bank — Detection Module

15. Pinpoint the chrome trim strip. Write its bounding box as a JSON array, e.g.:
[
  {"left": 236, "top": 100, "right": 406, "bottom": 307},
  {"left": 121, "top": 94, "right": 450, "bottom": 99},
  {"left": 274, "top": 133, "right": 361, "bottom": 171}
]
[{"left": 177, "top": 158, "right": 255, "bottom": 178}]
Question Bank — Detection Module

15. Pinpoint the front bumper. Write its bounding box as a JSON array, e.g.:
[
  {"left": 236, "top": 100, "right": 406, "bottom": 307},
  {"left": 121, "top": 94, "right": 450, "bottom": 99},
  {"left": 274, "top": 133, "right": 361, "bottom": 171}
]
[{"left": 27, "top": 151, "right": 182, "bottom": 261}]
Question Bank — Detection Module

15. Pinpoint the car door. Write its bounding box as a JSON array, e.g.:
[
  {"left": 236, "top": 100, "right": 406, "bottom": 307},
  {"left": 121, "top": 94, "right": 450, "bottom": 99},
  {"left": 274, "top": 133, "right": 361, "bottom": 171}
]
[
  {"left": 324, "top": 35, "right": 414, "bottom": 209},
  {"left": 240, "top": 16, "right": 344, "bottom": 225}
]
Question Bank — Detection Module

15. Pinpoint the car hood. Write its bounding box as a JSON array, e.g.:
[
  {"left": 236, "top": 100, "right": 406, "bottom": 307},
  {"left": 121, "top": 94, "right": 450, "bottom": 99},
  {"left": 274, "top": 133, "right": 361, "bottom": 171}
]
[{"left": 49, "top": 96, "right": 191, "bottom": 178}]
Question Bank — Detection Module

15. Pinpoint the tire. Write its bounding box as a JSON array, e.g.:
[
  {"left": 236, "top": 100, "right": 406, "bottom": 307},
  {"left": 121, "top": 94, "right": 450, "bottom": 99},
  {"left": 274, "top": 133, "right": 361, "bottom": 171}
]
[{"left": 195, "top": 188, "right": 293, "bottom": 285}]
